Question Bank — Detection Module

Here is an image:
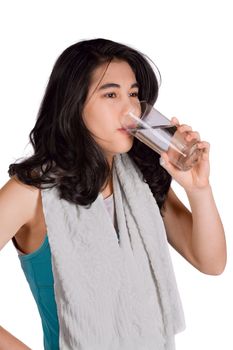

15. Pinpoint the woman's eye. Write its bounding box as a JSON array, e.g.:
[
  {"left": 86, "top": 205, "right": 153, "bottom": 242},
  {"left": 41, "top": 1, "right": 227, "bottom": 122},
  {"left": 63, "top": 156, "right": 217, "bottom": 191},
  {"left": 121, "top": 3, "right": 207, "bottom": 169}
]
[
  {"left": 105, "top": 92, "right": 117, "bottom": 98},
  {"left": 130, "top": 92, "right": 139, "bottom": 97},
  {"left": 103, "top": 91, "right": 138, "bottom": 98}
]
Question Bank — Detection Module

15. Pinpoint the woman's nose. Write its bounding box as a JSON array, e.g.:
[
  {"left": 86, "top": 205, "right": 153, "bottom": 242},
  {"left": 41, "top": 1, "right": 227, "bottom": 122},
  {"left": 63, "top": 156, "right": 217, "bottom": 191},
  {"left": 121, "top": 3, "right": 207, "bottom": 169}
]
[
  {"left": 120, "top": 99, "right": 142, "bottom": 130},
  {"left": 121, "top": 99, "right": 141, "bottom": 118}
]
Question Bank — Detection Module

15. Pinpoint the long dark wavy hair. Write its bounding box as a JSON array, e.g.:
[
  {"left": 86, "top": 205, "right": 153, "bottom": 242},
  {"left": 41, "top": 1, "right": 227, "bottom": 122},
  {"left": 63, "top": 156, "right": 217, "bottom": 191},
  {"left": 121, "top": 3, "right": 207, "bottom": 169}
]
[{"left": 8, "top": 38, "right": 171, "bottom": 212}]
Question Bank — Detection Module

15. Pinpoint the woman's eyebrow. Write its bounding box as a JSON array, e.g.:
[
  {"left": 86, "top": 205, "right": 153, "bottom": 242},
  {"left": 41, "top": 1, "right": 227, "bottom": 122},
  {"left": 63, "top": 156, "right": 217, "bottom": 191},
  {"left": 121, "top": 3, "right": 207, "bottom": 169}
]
[{"left": 98, "top": 82, "right": 139, "bottom": 90}]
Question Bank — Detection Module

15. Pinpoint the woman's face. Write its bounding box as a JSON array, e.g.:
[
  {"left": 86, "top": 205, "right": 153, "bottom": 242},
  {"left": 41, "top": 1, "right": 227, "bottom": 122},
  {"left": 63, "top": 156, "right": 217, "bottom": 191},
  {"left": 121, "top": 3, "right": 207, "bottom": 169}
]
[{"left": 83, "top": 59, "right": 140, "bottom": 165}]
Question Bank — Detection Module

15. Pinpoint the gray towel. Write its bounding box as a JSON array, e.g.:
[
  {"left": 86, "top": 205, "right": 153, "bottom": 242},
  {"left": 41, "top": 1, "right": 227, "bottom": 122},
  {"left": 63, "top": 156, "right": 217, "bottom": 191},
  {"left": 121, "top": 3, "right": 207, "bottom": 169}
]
[{"left": 41, "top": 153, "right": 186, "bottom": 349}]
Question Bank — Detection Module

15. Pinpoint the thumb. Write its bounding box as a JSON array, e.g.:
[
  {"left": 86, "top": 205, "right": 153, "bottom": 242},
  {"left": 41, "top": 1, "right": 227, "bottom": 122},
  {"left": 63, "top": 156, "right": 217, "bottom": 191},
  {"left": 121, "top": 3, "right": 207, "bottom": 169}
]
[{"left": 159, "top": 152, "right": 177, "bottom": 176}]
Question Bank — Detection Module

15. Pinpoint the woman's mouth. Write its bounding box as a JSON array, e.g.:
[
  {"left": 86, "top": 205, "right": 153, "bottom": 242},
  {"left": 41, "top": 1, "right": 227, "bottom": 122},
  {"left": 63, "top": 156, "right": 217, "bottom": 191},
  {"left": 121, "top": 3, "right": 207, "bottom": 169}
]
[{"left": 117, "top": 128, "right": 130, "bottom": 135}]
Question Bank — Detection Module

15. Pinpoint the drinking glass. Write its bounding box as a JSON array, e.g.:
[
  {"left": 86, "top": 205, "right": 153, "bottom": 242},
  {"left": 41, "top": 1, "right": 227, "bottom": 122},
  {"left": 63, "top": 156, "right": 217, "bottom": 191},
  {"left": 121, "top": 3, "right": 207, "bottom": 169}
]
[{"left": 120, "top": 101, "right": 202, "bottom": 171}]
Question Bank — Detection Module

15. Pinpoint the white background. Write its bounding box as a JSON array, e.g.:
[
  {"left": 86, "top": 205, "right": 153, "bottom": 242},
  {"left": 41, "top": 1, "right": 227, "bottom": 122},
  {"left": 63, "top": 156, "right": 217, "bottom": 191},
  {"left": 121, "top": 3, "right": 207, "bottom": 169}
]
[{"left": 0, "top": 0, "right": 232, "bottom": 349}]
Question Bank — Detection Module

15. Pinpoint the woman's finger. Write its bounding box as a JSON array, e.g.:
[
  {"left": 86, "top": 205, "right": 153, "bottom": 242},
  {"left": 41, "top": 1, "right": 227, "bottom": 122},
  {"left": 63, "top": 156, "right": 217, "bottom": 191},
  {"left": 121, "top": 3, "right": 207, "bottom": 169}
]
[
  {"left": 171, "top": 117, "right": 180, "bottom": 126},
  {"left": 178, "top": 124, "right": 193, "bottom": 133},
  {"left": 196, "top": 141, "right": 210, "bottom": 161},
  {"left": 185, "top": 131, "right": 200, "bottom": 142}
]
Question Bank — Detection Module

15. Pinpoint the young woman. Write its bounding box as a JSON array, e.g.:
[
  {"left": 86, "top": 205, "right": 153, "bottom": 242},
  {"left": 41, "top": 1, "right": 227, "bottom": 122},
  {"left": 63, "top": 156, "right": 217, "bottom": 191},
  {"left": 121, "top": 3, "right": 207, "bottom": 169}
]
[{"left": 0, "top": 38, "right": 226, "bottom": 350}]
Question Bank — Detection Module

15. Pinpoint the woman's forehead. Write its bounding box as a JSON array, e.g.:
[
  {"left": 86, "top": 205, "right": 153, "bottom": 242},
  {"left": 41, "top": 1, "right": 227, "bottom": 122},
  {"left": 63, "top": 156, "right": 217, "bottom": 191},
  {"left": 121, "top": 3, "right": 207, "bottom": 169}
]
[
  {"left": 85, "top": 59, "right": 138, "bottom": 105},
  {"left": 90, "top": 59, "right": 136, "bottom": 87}
]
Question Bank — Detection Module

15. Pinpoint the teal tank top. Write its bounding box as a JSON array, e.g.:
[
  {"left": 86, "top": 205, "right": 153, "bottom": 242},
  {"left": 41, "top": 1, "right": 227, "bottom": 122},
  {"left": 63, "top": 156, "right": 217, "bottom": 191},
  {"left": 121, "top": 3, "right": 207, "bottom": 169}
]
[{"left": 15, "top": 234, "right": 59, "bottom": 350}]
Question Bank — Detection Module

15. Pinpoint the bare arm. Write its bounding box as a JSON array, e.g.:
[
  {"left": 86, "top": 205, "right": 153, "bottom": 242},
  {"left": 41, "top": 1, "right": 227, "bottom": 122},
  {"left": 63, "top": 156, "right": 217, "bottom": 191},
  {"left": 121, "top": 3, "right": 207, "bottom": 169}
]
[
  {"left": 0, "top": 326, "right": 31, "bottom": 350},
  {"left": 163, "top": 186, "right": 226, "bottom": 275},
  {"left": 0, "top": 176, "right": 38, "bottom": 250},
  {"left": 160, "top": 117, "right": 227, "bottom": 275},
  {"left": 0, "top": 176, "right": 39, "bottom": 348}
]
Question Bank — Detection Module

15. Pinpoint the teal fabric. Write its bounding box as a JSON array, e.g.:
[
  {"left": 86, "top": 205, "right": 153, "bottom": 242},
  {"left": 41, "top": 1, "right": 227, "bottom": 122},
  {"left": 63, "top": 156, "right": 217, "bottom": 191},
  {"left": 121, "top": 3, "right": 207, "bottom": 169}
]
[{"left": 17, "top": 234, "right": 59, "bottom": 350}]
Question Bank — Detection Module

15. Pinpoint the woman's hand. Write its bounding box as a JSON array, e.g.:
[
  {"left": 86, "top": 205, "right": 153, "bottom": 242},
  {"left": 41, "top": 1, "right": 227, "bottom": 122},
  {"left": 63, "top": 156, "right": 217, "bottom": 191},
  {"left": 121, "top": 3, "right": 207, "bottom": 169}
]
[{"left": 159, "top": 117, "right": 210, "bottom": 192}]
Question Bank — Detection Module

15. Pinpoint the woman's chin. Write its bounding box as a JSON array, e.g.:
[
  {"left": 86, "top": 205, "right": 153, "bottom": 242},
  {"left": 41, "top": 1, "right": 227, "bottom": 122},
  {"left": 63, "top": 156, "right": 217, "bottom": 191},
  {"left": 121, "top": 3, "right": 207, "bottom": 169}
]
[
  {"left": 101, "top": 137, "right": 134, "bottom": 158},
  {"left": 116, "top": 139, "right": 134, "bottom": 154}
]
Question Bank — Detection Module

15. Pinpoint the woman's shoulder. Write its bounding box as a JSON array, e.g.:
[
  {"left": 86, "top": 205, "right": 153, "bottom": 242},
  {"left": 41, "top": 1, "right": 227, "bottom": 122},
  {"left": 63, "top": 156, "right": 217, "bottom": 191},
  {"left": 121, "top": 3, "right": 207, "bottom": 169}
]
[
  {"left": 3, "top": 175, "right": 40, "bottom": 199},
  {"left": 0, "top": 175, "right": 42, "bottom": 250},
  {"left": 7, "top": 175, "right": 43, "bottom": 226}
]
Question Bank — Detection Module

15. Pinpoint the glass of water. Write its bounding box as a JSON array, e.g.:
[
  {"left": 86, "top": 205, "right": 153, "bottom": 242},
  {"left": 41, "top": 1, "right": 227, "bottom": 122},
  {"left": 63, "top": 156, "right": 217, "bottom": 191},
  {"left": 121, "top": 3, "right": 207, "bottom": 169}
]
[{"left": 121, "top": 101, "right": 202, "bottom": 171}]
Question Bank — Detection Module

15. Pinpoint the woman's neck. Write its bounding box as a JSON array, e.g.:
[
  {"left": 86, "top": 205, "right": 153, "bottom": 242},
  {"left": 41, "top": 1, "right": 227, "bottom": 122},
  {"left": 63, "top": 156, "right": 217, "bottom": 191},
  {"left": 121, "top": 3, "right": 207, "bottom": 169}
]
[
  {"left": 101, "top": 179, "right": 113, "bottom": 199},
  {"left": 101, "top": 155, "right": 114, "bottom": 199}
]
